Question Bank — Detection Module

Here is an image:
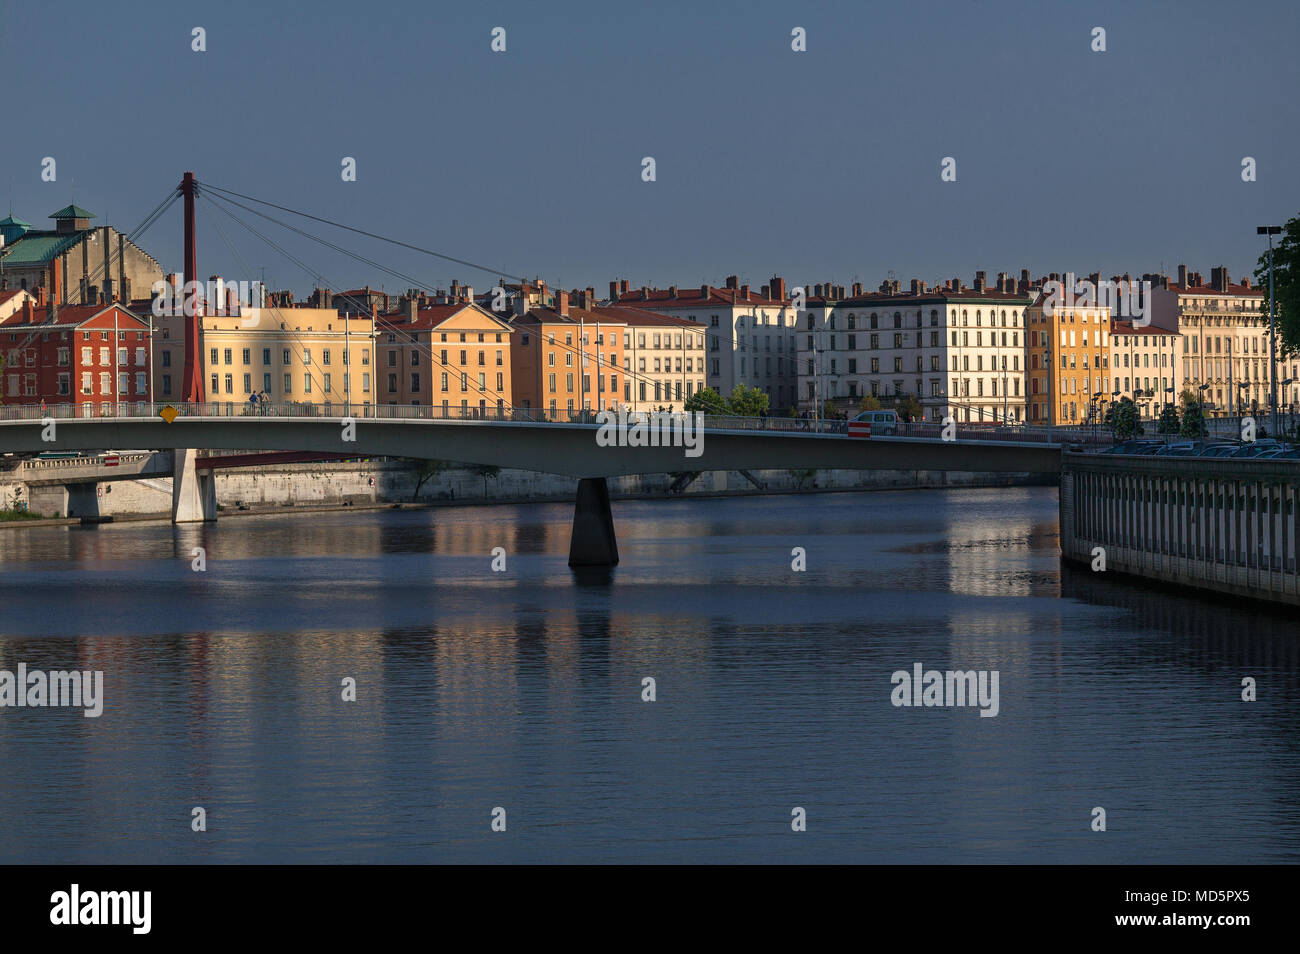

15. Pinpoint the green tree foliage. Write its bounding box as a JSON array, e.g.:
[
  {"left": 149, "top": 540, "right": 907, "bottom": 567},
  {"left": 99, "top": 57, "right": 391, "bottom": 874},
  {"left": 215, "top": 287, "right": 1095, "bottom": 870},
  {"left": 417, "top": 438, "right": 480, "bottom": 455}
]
[
  {"left": 1254, "top": 212, "right": 1300, "bottom": 352},
  {"left": 1180, "top": 401, "right": 1208, "bottom": 438},
  {"left": 727, "top": 384, "right": 770, "bottom": 416},
  {"left": 684, "top": 386, "right": 726, "bottom": 415},
  {"left": 896, "top": 395, "right": 923, "bottom": 422},
  {"left": 1156, "top": 402, "right": 1181, "bottom": 434},
  {"left": 857, "top": 393, "right": 881, "bottom": 412},
  {"left": 1105, "top": 396, "right": 1143, "bottom": 439}
]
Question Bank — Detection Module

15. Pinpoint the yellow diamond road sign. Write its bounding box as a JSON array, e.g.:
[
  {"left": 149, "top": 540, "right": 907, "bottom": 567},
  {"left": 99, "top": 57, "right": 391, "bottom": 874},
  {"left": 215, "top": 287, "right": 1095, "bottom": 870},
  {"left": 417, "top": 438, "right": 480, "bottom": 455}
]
[{"left": 159, "top": 406, "right": 179, "bottom": 423}]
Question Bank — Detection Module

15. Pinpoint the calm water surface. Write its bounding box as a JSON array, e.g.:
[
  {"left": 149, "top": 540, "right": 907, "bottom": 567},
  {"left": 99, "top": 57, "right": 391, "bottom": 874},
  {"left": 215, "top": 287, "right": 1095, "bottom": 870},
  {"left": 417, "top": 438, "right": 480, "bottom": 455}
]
[{"left": 0, "top": 487, "right": 1297, "bottom": 863}]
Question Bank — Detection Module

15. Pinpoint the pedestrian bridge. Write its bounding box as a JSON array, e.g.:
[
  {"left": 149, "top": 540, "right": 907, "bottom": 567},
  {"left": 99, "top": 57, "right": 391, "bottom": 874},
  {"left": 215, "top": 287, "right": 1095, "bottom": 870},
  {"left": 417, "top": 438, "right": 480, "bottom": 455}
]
[{"left": 0, "top": 403, "right": 1074, "bottom": 566}]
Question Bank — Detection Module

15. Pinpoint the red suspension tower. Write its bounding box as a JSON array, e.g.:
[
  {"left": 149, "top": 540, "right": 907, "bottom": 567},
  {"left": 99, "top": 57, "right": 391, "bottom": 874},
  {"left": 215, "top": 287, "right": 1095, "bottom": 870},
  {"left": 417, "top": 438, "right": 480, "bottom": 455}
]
[{"left": 179, "top": 171, "right": 205, "bottom": 403}]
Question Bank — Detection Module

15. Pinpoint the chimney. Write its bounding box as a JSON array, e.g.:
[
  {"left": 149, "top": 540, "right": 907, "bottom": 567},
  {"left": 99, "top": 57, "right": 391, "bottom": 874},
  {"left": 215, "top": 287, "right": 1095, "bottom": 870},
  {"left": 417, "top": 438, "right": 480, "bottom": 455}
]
[
  {"left": 404, "top": 297, "right": 418, "bottom": 321},
  {"left": 610, "top": 280, "right": 620, "bottom": 301},
  {"left": 640, "top": 286, "right": 650, "bottom": 300},
  {"left": 725, "top": 275, "right": 739, "bottom": 290},
  {"left": 853, "top": 282, "right": 863, "bottom": 297},
  {"left": 21, "top": 299, "right": 34, "bottom": 324},
  {"left": 49, "top": 256, "right": 61, "bottom": 321},
  {"left": 740, "top": 283, "right": 749, "bottom": 299},
  {"left": 1211, "top": 266, "right": 1228, "bottom": 291},
  {"left": 669, "top": 285, "right": 678, "bottom": 299},
  {"left": 557, "top": 289, "right": 570, "bottom": 317},
  {"left": 973, "top": 270, "right": 986, "bottom": 293},
  {"left": 910, "top": 279, "right": 921, "bottom": 295},
  {"left": 700, "top": 283, "right": 709, "bottom": 298},
  {"left": 761, "top": 284, "right": 770, "bottom": 299},
  {"left": 1241, "top": 276, "right": 1251, "bottom": 289},
  {"left": 1177, "top": 264, "right": 1188, "bottom": 287},
  {"left": 619, "top": 279, "right": 629, "bottom": 295},
  {"left": 770, "top": 276, "right": 786, "bottom": 301}
]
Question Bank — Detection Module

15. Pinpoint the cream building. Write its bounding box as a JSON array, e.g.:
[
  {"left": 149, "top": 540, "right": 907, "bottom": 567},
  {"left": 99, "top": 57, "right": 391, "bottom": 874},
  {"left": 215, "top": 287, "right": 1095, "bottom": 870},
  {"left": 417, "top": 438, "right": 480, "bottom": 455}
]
[{"left": 151, "top": 282, "right": 376, "bottom": 407}]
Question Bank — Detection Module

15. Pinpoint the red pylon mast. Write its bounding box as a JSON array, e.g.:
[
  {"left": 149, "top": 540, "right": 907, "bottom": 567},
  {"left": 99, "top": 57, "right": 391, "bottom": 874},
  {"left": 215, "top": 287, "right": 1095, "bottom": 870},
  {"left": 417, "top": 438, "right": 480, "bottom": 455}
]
[{"left": 180, "top": 171, "right": 205, "bottom": 403}]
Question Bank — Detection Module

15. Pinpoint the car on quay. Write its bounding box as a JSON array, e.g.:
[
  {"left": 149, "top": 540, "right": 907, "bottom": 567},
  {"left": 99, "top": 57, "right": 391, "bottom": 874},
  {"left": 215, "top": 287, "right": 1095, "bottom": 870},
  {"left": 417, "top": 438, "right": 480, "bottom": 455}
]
[{"left": 851, "top": 409, "right": 899, "bottom": 436}]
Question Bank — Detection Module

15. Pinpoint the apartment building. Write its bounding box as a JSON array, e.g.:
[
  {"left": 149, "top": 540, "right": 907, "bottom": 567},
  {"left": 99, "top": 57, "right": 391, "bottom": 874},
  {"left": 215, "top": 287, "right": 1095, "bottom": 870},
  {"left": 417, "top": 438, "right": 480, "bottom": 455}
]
[
  {"left": 1109, "top": 321, "right": 1182, "bottom": 415},
  {"left": 510, "top": 289, "right": 625, "bottom": 416},
  {"left": 589, "top": 305, "right": 706, "bottom": 411},
  {"left": 610, "top": 276, "right": 799, "bottom": 410},
  {"left": 1025, "top": 288, "right": 1111, "bottom": 426},
  {"left": 1149, "top": 266, "right": 1269, "bottom": 418},
  {"left": 800, "top": 271, "right": 1035, "bottom": 423},
  {"left": 0, "top": 297, "right": 152, "bottom": 411},
  {"left": 376, "top": 299, "right": 513, "bottom": 415},
  {"left": 149, "top": 275, "right": 376, "bottom": 407}
]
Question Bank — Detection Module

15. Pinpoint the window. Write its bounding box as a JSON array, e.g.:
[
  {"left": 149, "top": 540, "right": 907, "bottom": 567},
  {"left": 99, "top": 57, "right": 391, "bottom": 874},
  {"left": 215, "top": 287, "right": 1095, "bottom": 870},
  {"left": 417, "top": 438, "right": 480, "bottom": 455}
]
[
  {"left": 283, "top": 349, "right": 291, "bottom": 364},
  {"left": 224, "top": 373, "right": 233, "bottom": 394},
  {"left": 263, "top": 348, "right": 271, "bottom": 365},
  {"left": 242, "top": 348, "right": 251, "bottom": 365},
  {"left": 283, "top": 373, "right": 293, "bottom": 393},
  {"left": 303, "top": 374, "right": 312, "bottom": 393}
]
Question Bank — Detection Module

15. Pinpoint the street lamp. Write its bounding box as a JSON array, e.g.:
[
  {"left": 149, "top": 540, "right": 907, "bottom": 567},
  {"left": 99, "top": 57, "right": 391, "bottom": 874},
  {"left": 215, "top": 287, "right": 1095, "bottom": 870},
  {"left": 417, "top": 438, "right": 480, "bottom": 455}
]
[{"left": 1258, "top": 225, "right": 1282, "bottom": 437}]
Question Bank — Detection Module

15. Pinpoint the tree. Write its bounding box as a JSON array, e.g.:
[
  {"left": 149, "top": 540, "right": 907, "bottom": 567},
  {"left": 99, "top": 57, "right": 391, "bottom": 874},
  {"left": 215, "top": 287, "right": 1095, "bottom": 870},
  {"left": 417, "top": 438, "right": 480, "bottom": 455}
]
[
  {"left": 1105, "top": 396, "right": 1143, "bottom": 439},
  {"left": 472, "top": 463, "right": 501, "bottom": 497},
  {"left": 1254, "top": 212, "right": 1300, "bottom": 352},
  {"left": 684, "top": 386, "right": 726, "bottom": 415},
  {"left": 727, "top": 384, "right": 769, "bottom": 417},
  {"left": 410, "top": 458, "right": 447, "bottom": 500},
  {"left": 858, "top": 393, "right": 881, "bottom": 412},
  {"left": 822, "top": 399, "right": 840, "bottom": 420},
  {"left": 1156, "top": 403, "right": 1181, "bottom": 434},
  {"left": 1180, "top": 401, "right": 1208, "bottom": 438},
  {"left": 896, "top": 395, "right": 923, "bottom": 422},
  {"left": 1179, "top": 388, "right": 1200, "bottom": 411}
]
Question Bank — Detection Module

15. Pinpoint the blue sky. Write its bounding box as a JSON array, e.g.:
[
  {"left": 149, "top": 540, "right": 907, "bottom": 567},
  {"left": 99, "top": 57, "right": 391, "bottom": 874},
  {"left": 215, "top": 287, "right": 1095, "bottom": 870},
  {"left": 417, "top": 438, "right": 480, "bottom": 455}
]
[{"left": 4, "top": 0, "right": 1298, "bottom": 296}]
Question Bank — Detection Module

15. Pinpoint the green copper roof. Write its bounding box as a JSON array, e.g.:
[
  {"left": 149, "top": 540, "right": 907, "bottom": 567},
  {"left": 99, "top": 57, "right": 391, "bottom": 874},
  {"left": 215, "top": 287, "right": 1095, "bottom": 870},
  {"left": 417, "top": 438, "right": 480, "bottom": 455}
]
[
  {"left": 48, "top": 204, "right": 95, "bottom": 219},
  {"left": 0, "top": 215, "right": 31, "bottom": 227},
  {"left": 0, "top": 232, "right": 84, "bottom": 265}
]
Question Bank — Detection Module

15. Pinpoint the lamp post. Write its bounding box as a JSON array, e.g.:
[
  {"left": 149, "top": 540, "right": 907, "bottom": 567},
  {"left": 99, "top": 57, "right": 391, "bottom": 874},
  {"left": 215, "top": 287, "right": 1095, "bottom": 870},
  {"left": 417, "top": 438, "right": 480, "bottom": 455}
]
[{"left": 1258, "top": 225, "right": 1282, "bottom": 437}]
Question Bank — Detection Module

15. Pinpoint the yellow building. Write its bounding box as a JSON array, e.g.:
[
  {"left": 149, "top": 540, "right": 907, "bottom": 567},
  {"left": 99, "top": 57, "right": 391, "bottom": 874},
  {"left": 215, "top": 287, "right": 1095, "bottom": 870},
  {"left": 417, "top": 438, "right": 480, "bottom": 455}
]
[
  {"left": 151, "top": 280, "right": 376, "bottom": 408},
  {"left": 1026, "top": 292, "right": 1110, "bottom": 425}
]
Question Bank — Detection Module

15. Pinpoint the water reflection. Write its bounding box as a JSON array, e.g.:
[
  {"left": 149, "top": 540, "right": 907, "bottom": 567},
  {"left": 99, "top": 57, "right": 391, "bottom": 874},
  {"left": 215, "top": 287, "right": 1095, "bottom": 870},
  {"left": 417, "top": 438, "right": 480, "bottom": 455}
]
[{"left": 0, "top": 487, "right": 1297, "bottom": 862}]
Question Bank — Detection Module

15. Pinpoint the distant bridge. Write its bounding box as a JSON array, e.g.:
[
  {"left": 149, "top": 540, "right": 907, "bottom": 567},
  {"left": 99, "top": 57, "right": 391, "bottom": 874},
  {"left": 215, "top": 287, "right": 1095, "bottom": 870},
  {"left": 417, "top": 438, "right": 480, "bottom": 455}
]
[{"left": 0, "top": 403, "right": 1077, "bottom": 566}]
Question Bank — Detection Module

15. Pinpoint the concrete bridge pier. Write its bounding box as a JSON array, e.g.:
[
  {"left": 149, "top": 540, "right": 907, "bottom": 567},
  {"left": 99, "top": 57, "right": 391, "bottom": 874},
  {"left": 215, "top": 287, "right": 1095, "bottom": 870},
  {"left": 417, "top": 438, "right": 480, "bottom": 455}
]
[
  {"left": 65, "top": 483, "right": 101, "bottom": 520},
  {"left": 568, "top": 477, "right": 619, "bottom": 567},
  {"left": 172, "top": 448, "right": 217, "bottom": 523}
]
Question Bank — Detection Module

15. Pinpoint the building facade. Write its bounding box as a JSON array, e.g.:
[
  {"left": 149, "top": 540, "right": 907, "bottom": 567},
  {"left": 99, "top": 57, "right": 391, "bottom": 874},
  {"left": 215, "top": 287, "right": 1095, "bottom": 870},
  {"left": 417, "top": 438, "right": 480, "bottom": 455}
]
[
  {"left": 0, "top": 299, "right": 152, "bottom": 411},
  {"left": 510, "top": 290, "right": 625, "bottom": 417},
  {"left": 1026, "top": 292, "right": 1110, "bottom": 426},
  {"left": 610, "top": 276, "right": 799, "bottom": 411},
  {"left": 150, "top": 276, "right": 376, "bottom": 407},
  {"left": 800, "top": 273, "right": 1034, "bottom": 423},
  {"left": 376, "top": 300, "right": 514, "bottom": 415},
  {"left": 0, "top": 206, "right": 163, "bottom": 308}
]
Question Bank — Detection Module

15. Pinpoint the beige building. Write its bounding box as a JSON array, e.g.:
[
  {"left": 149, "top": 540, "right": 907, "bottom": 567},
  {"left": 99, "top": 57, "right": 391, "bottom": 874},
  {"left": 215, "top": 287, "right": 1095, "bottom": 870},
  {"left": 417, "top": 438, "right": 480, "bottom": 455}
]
[
  {"left": 1109, "top": 322, "right": 1181, "bottom": 418},
  {"left": 587, "top": 304, "right": 706, "bottom": 411},
  {"left": 151, "top": 278, "right": 376, "bottom": 407},
  {"left": 1149, "top": 266, "right": 1269, "bottom": 419}
]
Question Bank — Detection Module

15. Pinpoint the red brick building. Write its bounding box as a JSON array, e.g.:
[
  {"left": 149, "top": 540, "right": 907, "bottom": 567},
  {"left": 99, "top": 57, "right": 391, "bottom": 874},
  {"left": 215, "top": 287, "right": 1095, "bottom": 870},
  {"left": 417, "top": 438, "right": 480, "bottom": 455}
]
[{"left": 0, "top": 296, "right": 153, "bottom": 412}]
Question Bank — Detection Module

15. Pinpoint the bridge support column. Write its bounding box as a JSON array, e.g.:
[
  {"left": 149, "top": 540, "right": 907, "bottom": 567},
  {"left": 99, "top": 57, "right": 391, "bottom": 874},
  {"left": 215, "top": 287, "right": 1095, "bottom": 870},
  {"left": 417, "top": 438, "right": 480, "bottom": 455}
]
[
  {"left": 568, "top": 477, "right": 619, "bottom": 567},
  {"left": 172, "top": 448, "right": 217, "bottom": 523},
  {"left": 65, "top": 483, "right": 100, "bottom": 520}
]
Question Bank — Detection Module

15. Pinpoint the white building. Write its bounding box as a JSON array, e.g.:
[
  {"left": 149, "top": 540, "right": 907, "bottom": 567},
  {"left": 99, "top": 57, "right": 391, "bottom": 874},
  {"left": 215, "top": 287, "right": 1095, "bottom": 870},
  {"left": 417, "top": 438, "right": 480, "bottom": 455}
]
[
  {"left": 798, "top": 272, "right": 1035, "bottom": 423},
  {"left": 609, "top": 276, "right": 799, "bottom": 410}
]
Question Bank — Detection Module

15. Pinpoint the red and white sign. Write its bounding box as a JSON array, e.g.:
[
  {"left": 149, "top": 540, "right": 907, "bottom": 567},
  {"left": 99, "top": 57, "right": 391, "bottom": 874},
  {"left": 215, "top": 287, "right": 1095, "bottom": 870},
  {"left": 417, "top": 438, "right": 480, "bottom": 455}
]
[
  {"left": 103, "top": 453, "right": 120, "bottom": 467},
  {"left": 848, "top": 422, "right": 872, "bottom": 439}
]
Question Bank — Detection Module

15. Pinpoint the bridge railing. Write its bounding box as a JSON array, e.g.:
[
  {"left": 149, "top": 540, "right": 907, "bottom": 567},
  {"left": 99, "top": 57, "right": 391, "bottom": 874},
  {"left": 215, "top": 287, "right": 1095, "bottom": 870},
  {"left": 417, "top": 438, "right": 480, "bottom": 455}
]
[{"left": 0, "top": 401, "right": 1104, "bottom": 445}]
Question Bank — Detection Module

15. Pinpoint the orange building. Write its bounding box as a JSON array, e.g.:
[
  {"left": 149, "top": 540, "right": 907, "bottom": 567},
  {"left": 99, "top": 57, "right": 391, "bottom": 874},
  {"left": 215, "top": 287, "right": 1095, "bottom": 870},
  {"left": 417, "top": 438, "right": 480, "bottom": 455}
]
[
  {"left": 510, "top": 289, "right": 625, "bottom": 417},
  {"left": 1026, "top": 292, "right": 1111, "bottom": 425},
  {"left": 377, "top": 300, "right": 514, "bottom": 416}
]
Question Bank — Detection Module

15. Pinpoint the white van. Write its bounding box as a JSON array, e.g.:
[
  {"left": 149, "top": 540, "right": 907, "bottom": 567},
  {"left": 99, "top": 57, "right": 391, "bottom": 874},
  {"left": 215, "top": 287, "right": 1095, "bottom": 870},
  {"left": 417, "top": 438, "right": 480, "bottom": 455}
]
[{"left": 851, "top": 409, "right": 899, "bottom": 435}]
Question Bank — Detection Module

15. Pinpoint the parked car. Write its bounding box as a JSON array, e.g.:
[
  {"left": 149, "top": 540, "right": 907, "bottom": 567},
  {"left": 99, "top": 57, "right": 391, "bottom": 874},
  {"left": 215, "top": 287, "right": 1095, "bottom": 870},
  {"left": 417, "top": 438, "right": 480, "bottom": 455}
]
[
  {"left": 1197, "top": 443, "right": 1242, "bottom": 458},
  {"left": 1154, "top": 442, "right": 1202, "bottom": 456},
  {"left": 851, "top": 409, "right": 899, "bottom": 435},
  {"left": 1109, "top": 439, "right": 1163, "bottom": 455}
]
